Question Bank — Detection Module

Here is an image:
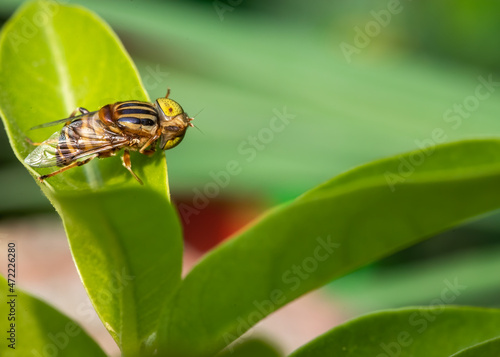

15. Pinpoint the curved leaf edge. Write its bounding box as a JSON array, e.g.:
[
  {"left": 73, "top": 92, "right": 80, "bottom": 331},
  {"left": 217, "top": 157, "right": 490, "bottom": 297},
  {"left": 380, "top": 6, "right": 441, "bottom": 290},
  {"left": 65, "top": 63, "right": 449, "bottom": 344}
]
[
  {"left": 449, "top": 336, "right": 500, "bottom": 357},
  {"left": 160, "top": 138, "right": 500, "bottom": 355},
  {"left": 0, "top": 0, "right": 157, "bottom": 194},
  {"left": 288, "top": 306, "right": 500, "bottom": 357},
  {"left": 0, "top": 1, "right": 181, "bottom": 355},
  {"left": 0, "top": 274, "right": 108, "bottom": 356}
]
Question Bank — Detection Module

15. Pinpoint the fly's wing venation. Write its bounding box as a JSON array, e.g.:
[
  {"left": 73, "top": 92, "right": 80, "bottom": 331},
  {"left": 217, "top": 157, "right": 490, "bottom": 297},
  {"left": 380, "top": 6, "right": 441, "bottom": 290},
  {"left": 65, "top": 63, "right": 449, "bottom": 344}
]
[{"left": 24, "top": 132, "right": 60, "bottom": 168}]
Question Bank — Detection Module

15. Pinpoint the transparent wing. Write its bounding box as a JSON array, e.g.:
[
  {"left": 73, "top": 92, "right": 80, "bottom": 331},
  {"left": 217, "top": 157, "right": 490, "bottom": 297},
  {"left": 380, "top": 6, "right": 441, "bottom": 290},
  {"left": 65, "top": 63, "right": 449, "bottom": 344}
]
[
  {"left": 25, "top": 115, "right": 133, "bottom": 168},
  {"left": 24, "top": 132, "right": 60, "bottom": 168},
  {"left": 24, "top": 131, "right": 130, "bottom": 168},
  {"left": 29, "top": 111, "right": 98, "bottom": 130}
]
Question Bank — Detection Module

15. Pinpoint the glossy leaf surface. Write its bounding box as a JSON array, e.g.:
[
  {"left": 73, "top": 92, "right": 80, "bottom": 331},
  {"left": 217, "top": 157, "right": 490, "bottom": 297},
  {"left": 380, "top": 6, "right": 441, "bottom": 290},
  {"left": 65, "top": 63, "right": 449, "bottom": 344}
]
[
  {"left": 0, "top": 274, "right": 107, "bottom": 356},
  {"left": 160, "top": 139, "right": 500, "bottom": 355},
  {"left": 0, "top": 1, "right": 183, "bottom": 355},
  {"left": 289, "top": 307, "right": 500, "bottom": 357}
]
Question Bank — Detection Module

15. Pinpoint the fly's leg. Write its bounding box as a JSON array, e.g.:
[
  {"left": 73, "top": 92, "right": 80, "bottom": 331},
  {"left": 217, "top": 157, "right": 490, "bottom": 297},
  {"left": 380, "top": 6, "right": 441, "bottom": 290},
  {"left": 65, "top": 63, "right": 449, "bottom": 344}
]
[
  {"left": 139, "top": 137, "right": 157, "bottom": 155},
  {"left": 69, "top": 107, "right": 89, "bottom": 117},
  {"left": 38, "top": 154, "right": 98, "bottom": 182},
  {"left": 141, "top": 149, "right": 156, "bottom": 157},
  {"left": 25, "top": 137, "right": 43, "bottom": 146},
  {"left": 64, "top": 107, "right": 89, "bottom": 125},
  {"left": 140, "top": 145, "right": 156, "bottom": 157},
  {"left": 121, "top": 150, "right": 143, "bottom": 185},
  {"left": 26, "top": 136, "right": 59, "bottom": 146}
]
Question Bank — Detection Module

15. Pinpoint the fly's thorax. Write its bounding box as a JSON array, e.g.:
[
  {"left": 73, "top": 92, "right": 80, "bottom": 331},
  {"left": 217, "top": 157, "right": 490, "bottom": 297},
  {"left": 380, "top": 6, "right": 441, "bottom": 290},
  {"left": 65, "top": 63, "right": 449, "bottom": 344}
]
[{"left": 106, "top": 101, "right": 159, "bottom": 136}]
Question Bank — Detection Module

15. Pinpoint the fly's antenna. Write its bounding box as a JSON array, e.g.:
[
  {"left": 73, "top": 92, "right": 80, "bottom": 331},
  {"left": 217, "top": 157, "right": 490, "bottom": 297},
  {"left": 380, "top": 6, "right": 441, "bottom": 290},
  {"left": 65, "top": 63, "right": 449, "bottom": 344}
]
[
  {"left": 188, "top": 108, "right": 204, "bottom": 134},
  {"left": 191, "top": 108, "right": 204, "bottom": 119},
  {"left": 192, "top": 123, "right": 203, "bottom": 134},
  {"left": 187, "top": 117, "right": 203, "bottom": 134}
]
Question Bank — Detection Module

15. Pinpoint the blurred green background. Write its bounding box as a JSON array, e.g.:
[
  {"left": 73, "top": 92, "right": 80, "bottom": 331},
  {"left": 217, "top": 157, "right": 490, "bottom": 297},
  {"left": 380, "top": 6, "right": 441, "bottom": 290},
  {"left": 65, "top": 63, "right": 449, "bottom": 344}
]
[{"left": 0, "top": 0, "right": 499, "bottom": 317}]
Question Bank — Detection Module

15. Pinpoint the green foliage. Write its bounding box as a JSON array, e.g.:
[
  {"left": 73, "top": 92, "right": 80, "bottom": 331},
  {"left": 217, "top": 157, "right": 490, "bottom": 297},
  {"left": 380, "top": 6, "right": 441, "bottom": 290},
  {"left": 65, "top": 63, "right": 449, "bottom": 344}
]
[
  {"left": 449, "top": 337, "right": 500, "bottom": 357},
  {"left": 0, "top": 275, "right": 107, "bottom": 356},
  {"left": 217, "top": 339, "right": 281, "bottom": 357},
  {"left": 0, "top": 1, "right": 182, "bottom": 355},
  {"left": 0, "top": 1, "right": 499, "bottom": 357},
  {"left": 159, "top": 138, "right": 500, "bottom": 356},
  {"left": 289, "top": 307, "right": 500, "bottom": 357},
  {"left": 1, "top": 0, "right": 500, "bottom": 205}
]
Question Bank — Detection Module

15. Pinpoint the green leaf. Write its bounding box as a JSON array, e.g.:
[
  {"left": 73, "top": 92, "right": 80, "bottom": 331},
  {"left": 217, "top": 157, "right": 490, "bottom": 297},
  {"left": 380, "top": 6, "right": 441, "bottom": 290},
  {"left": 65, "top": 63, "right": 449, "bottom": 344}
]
[
  {"left": 3, "top": 0, "right": 500, "bottom": 207},
  {"left": 450, "top": 336, "right": 500, "bottom": 357},
  {"left": 288, "top": 306, "right": 500, "bottom": 357},
  {"left": 0, "top": 1, "right": 183, "bottom": 355},
  {"left": 217, "top": 338, "right": 282, "bottom": 357},
  {"left": 0, "top": 274, "right": 107, "bottom": 356},
  {"left": 159, "top": 138, "right": 500, "bottom": 356}
]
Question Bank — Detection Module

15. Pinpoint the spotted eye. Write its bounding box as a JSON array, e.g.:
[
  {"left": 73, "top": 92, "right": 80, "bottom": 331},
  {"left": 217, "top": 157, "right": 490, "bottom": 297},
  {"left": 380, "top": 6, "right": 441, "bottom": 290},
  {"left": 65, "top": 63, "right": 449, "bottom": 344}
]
[
  {"left": 141, "top": 119, "right": 155, "bottom": 127},
  {"left": 118, "top": 117, "right": 141, "bottom": 125},
  {"left": 165, "top": 125, "right": 180, "bottom": 131},
  {"left": 156, "top": 98, "right": 184, "bottom": 117}
]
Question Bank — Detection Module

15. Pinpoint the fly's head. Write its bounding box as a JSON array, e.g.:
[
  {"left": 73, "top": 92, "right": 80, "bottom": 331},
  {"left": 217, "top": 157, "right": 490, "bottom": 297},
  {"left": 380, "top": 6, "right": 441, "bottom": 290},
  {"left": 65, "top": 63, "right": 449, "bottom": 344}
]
[{"left": 155, "top": 97, "right": 193, "bottom": 150}]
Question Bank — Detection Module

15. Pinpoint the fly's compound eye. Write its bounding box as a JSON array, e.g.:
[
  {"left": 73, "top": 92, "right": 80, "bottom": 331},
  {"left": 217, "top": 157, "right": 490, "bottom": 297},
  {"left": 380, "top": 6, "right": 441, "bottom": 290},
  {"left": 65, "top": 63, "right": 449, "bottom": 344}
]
[
  {"left": 156, "top": 98, "right": 184, "bottom": 118},
  {"left": 162, "top": 136, "right": 184, "bottom": 150}
]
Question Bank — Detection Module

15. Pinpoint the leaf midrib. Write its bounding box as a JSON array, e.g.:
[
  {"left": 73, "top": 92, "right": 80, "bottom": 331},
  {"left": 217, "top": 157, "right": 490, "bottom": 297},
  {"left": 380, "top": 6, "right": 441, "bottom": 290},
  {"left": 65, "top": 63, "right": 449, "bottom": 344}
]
[
  {"left": 42, "top": 19, "right": 75, "bottom": 114},
  {"left": 41, "top": 16, "right": 102, "bottom": 189},
  {"left": 39, "top": 10, "right": 139, "bottom": 354},
  {"left": 55, "top": 192, "right": 140, "bottom": 355}
]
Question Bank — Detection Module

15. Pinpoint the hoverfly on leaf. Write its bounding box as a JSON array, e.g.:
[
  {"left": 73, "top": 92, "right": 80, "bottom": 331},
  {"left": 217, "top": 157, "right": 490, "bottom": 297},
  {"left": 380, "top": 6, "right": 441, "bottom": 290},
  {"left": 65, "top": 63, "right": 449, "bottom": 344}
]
[{"left": 24, "top": 90, "right": 193, "bottom": 185}]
